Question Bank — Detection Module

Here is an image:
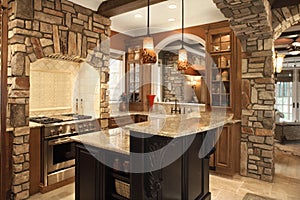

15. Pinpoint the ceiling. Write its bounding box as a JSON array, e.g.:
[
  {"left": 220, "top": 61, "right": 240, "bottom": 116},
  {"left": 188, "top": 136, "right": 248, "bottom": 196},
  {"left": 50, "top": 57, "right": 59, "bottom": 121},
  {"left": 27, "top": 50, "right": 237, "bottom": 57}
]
[
  {"left": 68, "top": 0, "right": 300, "bottom": 64},
  {"left": 109, "top": 0, "right": 226, "bottom": 36},
  {"left": 275, "top": 24, "right": 300, "bottom": 66},
  {"left": 68, "top": 0, "right": 226, "bottom": 36}
]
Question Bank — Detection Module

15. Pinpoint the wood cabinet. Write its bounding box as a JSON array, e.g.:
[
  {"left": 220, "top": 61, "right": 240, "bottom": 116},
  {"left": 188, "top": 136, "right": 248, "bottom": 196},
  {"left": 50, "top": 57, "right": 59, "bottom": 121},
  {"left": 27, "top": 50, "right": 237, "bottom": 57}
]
[
  {"left": 109, "top": 115, "right": 135, "bottom": 129},
  {"left": 134, "top": 114, "right": 148, "bottom": 123},
  {"left": 209, "top": 123, "right": 240, "bottom": 176},
  {"left": 125, "top": 52, "right": 151, "bottom": 111},
  {"left": 108, "top": 115, "right": 148, "bottom": 129},
  {"left": 205, "top": 23, "right": 242, "bottom": 176},
  {"left": 75, "top": 131, "right": 211, "bottom": 200},
  {"left": 29, "top": 127, "right": 41, "bottom": 195},
  {"left": 75, "top": 145, "right": 104, "bottom": 200},
  {"left": 206, "top": 24, "right": 241, "bottom": 118}
]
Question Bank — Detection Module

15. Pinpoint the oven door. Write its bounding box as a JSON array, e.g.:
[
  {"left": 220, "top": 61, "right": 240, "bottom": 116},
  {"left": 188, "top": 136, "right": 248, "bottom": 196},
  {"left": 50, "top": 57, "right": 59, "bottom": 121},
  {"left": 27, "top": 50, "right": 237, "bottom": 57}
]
[{"left": 47, "top": 137, "right": 75, "bottom": 173}]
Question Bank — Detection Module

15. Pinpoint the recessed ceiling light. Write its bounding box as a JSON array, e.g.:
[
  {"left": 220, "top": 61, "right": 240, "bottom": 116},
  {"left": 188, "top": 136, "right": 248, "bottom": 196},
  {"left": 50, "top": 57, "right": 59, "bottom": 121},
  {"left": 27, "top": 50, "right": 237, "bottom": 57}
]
[
  {"left": 134, "top": 13, "right": 143, "bottom": 18},
  {"left": 168, "top": 18, "right": 176, "bottom": 22},
  {"left": 292, "top": 41, "right": 300, "bottom": 47},
  {"left": 168, "top": 4, "right": 177, "bottom": 9}
]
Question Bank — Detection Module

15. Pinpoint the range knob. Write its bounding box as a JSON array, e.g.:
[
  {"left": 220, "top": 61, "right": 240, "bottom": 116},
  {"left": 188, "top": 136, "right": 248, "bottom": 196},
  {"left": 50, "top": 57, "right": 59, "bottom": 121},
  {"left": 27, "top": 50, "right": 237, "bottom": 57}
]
[
  {"left": 78, "top": 125, "right": 83, "bottom": 131},
  {"left": 89, "top": 122, "right": 94, "bottom": 129},
  {"left": 70, "top": 126, "right": 76, "bottom": 133},
  {"left": 50, "top": 129, "right": 56, "bottom": 136},
  {"left": 58, "top": 126, "right": 63, "bottom": 134}
]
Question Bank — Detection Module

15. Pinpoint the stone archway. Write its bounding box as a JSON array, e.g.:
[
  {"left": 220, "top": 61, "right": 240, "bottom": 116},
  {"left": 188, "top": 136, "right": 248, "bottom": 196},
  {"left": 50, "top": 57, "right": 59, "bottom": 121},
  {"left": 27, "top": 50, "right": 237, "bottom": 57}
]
[
  {"left": 214, "top": 0, "right": 300, "bottom": 182},
  {"left": 272, "top": 5, "right": 300, "bottom": 40},
  {"left": 7, "top": 0, "right": 111, "bottom": 198}
]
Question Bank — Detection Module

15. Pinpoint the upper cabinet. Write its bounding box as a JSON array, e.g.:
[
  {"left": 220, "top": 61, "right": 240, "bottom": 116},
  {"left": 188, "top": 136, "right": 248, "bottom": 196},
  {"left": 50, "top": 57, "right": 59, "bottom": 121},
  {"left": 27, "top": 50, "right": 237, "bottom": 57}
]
[
  {"left": 125, "top": 49, "right": 151, "bottom": 111},
  {"left": 206, "top": 25, "right": 241, "bottom": 118}
]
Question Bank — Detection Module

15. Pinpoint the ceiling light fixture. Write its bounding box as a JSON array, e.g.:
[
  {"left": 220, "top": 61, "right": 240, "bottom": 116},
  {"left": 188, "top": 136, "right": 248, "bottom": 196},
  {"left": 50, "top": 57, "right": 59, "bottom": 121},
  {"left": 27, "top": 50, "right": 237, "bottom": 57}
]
[
  {"left": 134, "top": 13, "right": 143, "bottom": 18},
  {"left": 141, "top": 0, "right": 157, "bottom": 64},
  {"left": 177, "top": 0, "right": 188, "bottom": 71},
  {"left": 168, "top": 4, "right": 177, "bottom": 9},
  {"left": 288, "top": 45, "right": 300, "bottom": 55}
]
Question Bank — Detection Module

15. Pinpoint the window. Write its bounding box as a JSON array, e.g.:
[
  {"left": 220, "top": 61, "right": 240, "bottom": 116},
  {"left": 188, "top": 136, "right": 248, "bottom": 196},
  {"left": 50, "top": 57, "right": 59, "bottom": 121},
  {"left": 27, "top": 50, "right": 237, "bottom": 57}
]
[
  {"left": 275, "top": 82, "right": 293, "bottom": 121},
  {"left": 275, "top": 69, "right": 300, "bottom": 122},
  {"left": 108, "top": 56, "right": 125, "bottom": 102}
]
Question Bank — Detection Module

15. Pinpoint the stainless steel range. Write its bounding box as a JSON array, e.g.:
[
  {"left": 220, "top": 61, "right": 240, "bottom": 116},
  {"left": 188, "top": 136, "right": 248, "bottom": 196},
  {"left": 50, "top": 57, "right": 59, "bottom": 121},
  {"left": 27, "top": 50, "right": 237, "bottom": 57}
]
[{"left": 30, "top": 114, "right": 100, "bottom": 187}]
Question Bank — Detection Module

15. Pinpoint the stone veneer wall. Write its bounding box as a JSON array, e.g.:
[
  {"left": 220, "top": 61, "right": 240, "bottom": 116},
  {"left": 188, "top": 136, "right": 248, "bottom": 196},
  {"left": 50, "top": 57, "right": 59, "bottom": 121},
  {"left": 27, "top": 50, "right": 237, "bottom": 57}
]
[
  {"left": 272, "top": 5, "right": 300, "bottom": 39},
  {"left": 7, "top": 0, "right": 110, "bottom": 198},
  {"left": 161, "top": 51, "right": 185, "bottom": 101},
  {"left": 213, "top": 0, "right": 300, "bottom": 182}
]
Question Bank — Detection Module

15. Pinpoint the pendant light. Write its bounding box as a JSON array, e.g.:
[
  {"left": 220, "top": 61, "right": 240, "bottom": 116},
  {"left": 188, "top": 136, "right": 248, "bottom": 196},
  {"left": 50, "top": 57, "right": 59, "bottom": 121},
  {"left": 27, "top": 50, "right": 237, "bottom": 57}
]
[
  {"left": 141, "top": 0, "right": 157, "bottom": 64},
  {"left": 177, "top": 0, "right": 188, "bottom": 70}
]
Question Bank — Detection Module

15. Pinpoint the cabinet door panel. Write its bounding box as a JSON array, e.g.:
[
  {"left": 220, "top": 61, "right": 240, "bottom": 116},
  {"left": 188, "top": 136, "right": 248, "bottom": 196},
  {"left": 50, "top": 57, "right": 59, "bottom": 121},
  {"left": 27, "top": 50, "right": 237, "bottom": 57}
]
[
  {"left": 216, "top": 126, "right": 231, "bottom": 168},
  {"left": 76, "top": 147, "right": 97, "bottom": 200}
]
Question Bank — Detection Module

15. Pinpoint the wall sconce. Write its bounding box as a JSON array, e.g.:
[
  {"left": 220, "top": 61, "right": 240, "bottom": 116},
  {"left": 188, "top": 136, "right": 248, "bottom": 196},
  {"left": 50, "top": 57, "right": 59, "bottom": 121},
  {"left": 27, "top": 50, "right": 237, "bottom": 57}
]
[
  {"left": 274, "top": 53, "right": 285, "bottom": 83},
  {"left": 274, "top": 53, "right": 285, "bottom": 73},
  {"left": 186, "top": 76, "right": 201, "bottom": 89},
  {"left": 189, "top": 80, "right": 197, "bottom": 89}
]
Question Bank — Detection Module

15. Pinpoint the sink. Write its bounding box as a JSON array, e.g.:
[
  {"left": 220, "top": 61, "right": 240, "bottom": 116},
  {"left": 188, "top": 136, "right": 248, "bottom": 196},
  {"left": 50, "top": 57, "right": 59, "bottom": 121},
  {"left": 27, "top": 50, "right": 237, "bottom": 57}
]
[{"left": 148, "top": 112, "right": 201, "bottom": 120}]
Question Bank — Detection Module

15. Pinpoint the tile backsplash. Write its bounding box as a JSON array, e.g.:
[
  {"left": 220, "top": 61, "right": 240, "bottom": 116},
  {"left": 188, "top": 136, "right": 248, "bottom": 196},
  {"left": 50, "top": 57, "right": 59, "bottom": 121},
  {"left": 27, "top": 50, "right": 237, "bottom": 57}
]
[{"left": 30, "top": 58, "right": 100, "bottom": 117}]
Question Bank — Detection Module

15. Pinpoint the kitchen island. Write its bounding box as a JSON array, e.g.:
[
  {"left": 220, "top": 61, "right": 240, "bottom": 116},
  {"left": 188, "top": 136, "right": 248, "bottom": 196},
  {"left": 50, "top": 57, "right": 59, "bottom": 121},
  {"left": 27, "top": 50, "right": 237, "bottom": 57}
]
[{"left": 72, "top": 111, "right": 233, "bottom": 200}]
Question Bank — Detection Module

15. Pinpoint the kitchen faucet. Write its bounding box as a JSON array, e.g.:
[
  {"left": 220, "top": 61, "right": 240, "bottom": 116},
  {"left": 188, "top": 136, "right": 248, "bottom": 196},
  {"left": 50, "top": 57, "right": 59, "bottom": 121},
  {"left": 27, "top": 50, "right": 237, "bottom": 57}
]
[{"left": 171, "top": 99, "right": 181, "bottom": 114}]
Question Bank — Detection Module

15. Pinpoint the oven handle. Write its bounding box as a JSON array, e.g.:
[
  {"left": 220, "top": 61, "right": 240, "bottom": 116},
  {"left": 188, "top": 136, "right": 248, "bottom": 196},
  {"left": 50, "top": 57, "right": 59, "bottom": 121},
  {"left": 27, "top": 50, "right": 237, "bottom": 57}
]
[{"left": 48, "top": 137, "right": 73, "bottom": 146}]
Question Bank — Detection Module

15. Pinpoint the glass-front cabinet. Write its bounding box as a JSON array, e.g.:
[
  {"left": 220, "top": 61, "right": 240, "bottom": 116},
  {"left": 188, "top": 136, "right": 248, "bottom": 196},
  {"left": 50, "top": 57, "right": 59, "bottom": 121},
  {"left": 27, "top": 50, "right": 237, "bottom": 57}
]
[
  {"left": 206, "top": 23, "right": 242, "bottom": 176},
  {"left": 206, "top": 28, "right": 240, "bottom": 110},
  {"left": 128, "top": 61, "right": 141, "bottom": 102},
  {"left": 125, "top": 49, "right": 151, "bottom": 111}
]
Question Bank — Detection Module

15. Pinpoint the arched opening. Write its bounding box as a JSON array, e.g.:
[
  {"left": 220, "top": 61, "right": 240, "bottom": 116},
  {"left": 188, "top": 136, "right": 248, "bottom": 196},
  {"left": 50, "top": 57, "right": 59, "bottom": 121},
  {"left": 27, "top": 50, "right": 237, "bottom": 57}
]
[
  {"left": 273, "top": 9, "right": 300, "bottom": 181},
  {"left": 153, "top": 33, "right": 206, "bottom": 103}
]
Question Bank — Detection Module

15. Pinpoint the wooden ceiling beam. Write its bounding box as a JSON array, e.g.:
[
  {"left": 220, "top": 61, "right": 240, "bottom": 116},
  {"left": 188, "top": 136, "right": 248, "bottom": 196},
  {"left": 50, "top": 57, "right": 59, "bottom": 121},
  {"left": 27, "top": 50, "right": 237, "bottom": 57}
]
[{"left": 97, "top": 0, "right": 167, "bottom": 18}]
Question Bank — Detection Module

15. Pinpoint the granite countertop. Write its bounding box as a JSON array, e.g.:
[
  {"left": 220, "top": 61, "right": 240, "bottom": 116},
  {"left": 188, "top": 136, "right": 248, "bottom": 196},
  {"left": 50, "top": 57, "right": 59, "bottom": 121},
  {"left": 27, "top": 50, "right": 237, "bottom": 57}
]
[
  {"left": 125, "top": 111, "right": 234, "bottom": 138},
  {"left": 71, "top": 111, "right": 234, "bottom": 154},
  {"left": 71, "top": 128, "right": 130, "bottom": 155}
]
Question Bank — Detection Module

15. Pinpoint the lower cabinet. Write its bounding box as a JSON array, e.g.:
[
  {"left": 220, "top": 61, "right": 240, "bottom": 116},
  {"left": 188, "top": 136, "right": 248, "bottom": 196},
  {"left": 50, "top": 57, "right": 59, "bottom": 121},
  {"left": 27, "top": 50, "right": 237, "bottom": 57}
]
[
  {"left": 109, "top": 115, "right": 148, "bottom": 129},
  {"left": 29, "top": 127, "right": 41, "bottom": 195},
  {"left": 209, "top": 123, "right": 240, "bottom": 176},
  {"left": 75, "top": 131, "right": 211, "bottom": 200},
  {"left": 75, "top": 145, "right": 104, "bottom": 200}
]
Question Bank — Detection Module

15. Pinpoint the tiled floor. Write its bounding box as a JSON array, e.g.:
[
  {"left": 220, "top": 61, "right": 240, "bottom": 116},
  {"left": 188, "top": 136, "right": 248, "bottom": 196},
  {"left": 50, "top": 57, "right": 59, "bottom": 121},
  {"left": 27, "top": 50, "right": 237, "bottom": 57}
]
[
  {"left": 29, "top": 183, "right": 75, "bottom": 200},
  {"left": 29, "top": 173, "right": 300, "bottom": 200},
  {"left": 29, "top": 143, "right": 300, "bottom": 200},
  {"left": 210, "top": 173, "right": 300, "bottom": 200}
]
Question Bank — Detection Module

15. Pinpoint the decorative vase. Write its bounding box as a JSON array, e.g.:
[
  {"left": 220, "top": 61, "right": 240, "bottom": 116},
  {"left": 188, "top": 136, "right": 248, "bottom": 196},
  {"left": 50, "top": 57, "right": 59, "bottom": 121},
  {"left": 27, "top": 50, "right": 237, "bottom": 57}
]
[
  {"left": 119, "top": 101, "right": 127, "bottom": 112},
  {"left": 221, "top": 70, "right": 228, "bottom": 81},
  {"left": 147, "top": 94, "right": 156, "bottom": 110}
]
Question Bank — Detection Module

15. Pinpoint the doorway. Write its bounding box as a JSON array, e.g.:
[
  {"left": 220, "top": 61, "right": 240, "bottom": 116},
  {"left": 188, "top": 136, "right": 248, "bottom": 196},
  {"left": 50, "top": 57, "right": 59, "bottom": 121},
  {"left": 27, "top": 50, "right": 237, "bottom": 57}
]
[{"left": 274, "top": 25, "right": 300, "bottom": 181}]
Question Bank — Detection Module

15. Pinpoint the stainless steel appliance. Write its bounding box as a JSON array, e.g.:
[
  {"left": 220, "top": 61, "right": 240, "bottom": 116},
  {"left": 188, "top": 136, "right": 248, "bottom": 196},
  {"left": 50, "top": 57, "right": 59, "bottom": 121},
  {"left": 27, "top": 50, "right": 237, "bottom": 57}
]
[{"left": 30, "top": 114, "right": 100, "bottom": 186}]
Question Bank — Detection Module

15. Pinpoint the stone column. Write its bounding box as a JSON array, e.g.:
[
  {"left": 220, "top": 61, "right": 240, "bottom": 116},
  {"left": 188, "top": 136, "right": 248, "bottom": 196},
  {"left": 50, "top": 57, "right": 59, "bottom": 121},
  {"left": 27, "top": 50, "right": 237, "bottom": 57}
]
[
  {"left": 213, "top": 0, "right": 275, "bottom": 182},
  {"left": 240, "top": 38, "right": 275, "bottom": 182}
]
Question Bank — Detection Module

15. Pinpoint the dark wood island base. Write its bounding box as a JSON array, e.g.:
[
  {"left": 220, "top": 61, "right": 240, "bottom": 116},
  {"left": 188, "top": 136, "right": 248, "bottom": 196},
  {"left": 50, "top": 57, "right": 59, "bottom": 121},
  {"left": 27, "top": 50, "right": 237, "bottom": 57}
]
[{"left": 75, "top": 130, "right": 211, "bottom": 200}]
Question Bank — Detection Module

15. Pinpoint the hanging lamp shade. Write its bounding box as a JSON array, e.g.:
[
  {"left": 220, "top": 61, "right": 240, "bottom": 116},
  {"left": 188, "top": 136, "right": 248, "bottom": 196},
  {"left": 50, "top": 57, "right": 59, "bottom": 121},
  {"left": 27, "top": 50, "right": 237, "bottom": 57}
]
[
  {"left": 177, "top": 0, "right": 188, "bottom": 70},
  {"left": 178, "top": 48, "right": 188, "bottom": 70},
  {"left": 143, "top": 37, "right": 154, "bottom": 50},
  {"left": 141, "top": 0, "right": 157, "bottom": 64}
]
